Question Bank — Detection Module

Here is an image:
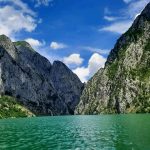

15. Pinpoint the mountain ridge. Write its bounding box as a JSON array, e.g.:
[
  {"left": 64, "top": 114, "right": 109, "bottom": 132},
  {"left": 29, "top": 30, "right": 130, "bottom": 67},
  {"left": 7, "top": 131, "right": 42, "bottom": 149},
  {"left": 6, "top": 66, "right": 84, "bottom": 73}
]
[
  {"left": 0, "top": 34, "right": 83, "bottom": 116},
  {"left": 75, "top": 2, "right": 150, "bottom": 114}
]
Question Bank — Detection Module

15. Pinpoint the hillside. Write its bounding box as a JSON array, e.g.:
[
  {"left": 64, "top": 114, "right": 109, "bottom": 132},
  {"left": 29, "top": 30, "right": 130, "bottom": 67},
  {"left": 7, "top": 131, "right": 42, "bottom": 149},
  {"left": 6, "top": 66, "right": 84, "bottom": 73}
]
[
  {"left": 76, "top": 2, "right": 150, "bottom": 114},
  {"left": 0, "top": 96, "right": 34, "bottom": 119}
]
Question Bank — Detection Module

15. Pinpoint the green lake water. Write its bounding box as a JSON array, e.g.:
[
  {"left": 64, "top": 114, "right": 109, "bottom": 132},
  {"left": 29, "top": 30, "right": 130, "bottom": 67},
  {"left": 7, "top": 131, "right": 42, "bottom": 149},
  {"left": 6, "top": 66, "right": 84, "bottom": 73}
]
[{"left": 0, "top": 114, "right": 150, "bottom": 150}]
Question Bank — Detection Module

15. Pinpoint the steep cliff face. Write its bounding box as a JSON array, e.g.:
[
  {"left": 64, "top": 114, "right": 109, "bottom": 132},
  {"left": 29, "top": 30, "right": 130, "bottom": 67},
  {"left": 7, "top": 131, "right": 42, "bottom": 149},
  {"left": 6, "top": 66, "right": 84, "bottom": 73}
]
[
  {"left": 50, "top": 61, "right": 84, "bottom": 114},
  {"left": 76, "top": 3, "right": 150, "bottom": 114},
  {"left": 0, "top": 35, "right": 83, "bottom": 116}
]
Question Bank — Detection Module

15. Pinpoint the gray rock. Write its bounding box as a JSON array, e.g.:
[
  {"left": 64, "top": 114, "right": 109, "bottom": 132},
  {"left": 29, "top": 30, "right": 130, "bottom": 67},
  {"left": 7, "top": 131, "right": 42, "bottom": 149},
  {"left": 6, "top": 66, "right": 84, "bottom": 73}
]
[
  {"left": 75, "top": 2, "right": 150, "bottom": 114},
  {"left": 50, "top": 61, "right": 84, "bottom": 114},
  {"left": 0, "top": 35, "right": 83, "bottom": 115}
]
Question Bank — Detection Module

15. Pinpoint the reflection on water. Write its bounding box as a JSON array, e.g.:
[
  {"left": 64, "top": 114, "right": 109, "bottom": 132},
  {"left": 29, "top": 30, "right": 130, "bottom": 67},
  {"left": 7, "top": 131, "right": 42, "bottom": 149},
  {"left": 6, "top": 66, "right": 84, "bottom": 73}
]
[{"left": 0, "top": 115, "right": 150, "bottom": 150}]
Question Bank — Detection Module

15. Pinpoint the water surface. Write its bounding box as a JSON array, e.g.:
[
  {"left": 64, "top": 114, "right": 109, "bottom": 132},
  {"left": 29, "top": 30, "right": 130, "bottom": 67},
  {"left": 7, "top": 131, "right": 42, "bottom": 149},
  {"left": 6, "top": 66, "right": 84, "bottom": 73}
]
[{"left": 0, "top": 114, "right": 150, "bottom": 150}]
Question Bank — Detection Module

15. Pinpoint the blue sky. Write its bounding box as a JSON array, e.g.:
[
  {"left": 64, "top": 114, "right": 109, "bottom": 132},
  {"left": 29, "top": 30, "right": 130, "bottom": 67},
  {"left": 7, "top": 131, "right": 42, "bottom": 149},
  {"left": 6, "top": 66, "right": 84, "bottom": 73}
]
[{"left": 0, "top": 0, "right": 149, "bottom": 82}]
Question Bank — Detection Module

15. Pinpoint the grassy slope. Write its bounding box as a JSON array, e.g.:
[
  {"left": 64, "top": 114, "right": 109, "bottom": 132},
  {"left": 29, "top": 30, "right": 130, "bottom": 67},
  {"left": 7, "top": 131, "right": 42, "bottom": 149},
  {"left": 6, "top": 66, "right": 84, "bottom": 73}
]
[{"left": 0, "top": 96, "right": 35, "bottom": 119}]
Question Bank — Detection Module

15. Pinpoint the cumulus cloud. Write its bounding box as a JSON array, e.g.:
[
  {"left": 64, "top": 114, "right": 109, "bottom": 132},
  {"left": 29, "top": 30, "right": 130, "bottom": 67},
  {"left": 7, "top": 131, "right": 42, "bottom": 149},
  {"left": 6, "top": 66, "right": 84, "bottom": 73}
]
[
  {"left": 63, "top": 54, "right": 84, "bottom": 67},
  {"left": 25, "top": 38, "right": 44, "bottom": 49},
  {"left": 73, "top": 67, "right": 89, "bottom": 83},
  {"left": 0, "top": 0, "right": 37, "bottom": 38},
  {"left": 88, "top": 53, "right": 106, "bottom": 77},
  {"left": 73, "top": 53, "right": 106, "bottom": 82},
  {"left": 50, "top": 41, "right": 67, "bottom": 50}
]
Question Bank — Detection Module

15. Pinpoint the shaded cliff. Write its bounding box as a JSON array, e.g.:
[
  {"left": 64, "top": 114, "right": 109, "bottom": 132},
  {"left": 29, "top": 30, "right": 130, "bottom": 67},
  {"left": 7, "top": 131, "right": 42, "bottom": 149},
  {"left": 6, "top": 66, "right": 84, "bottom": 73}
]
[
  {"left": 50, "top": 61, "right": 84, "bottom": 114},
  {"left": 0, "top": 35, "right": 83, "bottom": 116},
  {"left": 76, "top": 3, "right": 150, "bottom": 114}
]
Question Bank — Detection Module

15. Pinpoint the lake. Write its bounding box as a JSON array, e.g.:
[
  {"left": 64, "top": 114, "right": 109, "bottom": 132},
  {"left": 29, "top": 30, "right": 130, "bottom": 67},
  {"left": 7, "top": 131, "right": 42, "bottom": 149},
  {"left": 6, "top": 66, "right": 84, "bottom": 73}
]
[{"left": 0, "top": 115, "right": 150, "bottom": 150}]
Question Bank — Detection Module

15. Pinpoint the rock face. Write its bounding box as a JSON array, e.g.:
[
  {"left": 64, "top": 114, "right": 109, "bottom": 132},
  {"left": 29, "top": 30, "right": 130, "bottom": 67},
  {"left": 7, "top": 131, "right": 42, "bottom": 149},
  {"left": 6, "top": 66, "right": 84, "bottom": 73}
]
[
  {"left": 76, "top": 3, "right": 150, "bottom": 114},
  {"left": 0, "top": 35, "right": 83, "bottom": 116},
  {"left": 50, "top": 61, "right": 84, "bottom": 114}
]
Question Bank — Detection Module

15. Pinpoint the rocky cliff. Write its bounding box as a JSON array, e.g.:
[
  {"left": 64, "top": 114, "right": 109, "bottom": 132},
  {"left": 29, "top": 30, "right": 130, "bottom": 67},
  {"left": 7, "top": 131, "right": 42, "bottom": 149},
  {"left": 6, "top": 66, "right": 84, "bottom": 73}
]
[
  {"left": 76, "top": 3, "right": 150, "bottom": 114},
  {"left": 0, "top": 35, "right": 83, "bottom": 116},
  {"left": 50, "top": 61, "right": 84, "bottom": 114}
]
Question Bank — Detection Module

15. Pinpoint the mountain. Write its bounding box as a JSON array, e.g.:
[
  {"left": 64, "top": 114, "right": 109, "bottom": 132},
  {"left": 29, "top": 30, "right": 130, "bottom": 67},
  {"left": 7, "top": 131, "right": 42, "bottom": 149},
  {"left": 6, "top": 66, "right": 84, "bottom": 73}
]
[
  {"left": 75, "top": 3, "right": 150, "bottom": 114},
  {"left": 50, "top": 61, "right": 84, "bottom": 114},
  {"left": 0, "top": 35, "right": 83, "bottom": 116}
]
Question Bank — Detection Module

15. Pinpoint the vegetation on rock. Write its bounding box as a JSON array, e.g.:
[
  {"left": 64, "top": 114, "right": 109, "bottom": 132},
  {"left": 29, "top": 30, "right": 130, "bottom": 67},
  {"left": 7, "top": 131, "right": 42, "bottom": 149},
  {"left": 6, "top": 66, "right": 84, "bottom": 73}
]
[
  {"left": 0, "top": 96, "right": 34, "bottom": 119},
  {"left": 76, "top": 3, "right": 150, "bottom": 115}
]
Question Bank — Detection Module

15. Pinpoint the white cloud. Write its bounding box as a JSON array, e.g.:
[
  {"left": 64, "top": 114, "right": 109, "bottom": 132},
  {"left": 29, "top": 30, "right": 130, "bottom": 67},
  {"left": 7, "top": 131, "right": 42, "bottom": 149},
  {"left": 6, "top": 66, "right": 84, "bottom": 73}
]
[
  {"left": 50, "top": 41, "right": 67, "bottom": 50},
  {"left": 88, "top": 53, "right": 106, "bottom": 77},
  {"left": 83, "top": 46, "right": 110, "bottom": 55},
  {"left": 25, "top": 38, "right": 44, "bottom": 49},
  {"left": 126, "top": 0, "right": 150, "bottom": 18},
  {"left": 101, "top": 0, "right": 150, "bottom": 34},
  {"left": 104, "top": 16, "right": 117, "bottom": 21},
  {"left": 34, "top": 0, "right": 53, "bottom": 7},
  {"left": 10, "top": 0, "right": 36, "bottom": 16},
  {"left": 100, "top": 20, "right": 133, "bottom": 34},
  {"left": 73, "top": 67, "right": 89, "bottom": 83},
  {"left": 63, "top": 54, "right": 84, "bottom": 67},
  {"left": 123, "top": 0, "right": 133, "bottom": 3},
  {"left": 0, "top": 0, "right": 36, "bottom": 16},
  {"left": 0, "top": 0, "right": 37, "bottom": 38},
  {"left": 73, "top": 53, "right": 106, "bottom": 82}
]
